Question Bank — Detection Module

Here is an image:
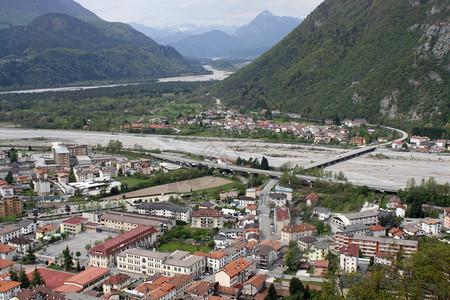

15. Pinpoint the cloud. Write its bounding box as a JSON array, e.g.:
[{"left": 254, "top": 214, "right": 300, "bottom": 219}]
[{"left": 76, "top": 0, "right": 323, "bottom": 27}]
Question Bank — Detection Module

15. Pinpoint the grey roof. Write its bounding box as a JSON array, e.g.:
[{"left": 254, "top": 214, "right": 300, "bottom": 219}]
[
  {"left": 54, "top": 146, "right": 70, "bottom": 154},
  {"left": 118, "top": 248, "right": 168, "bottom": 259},
  {"left": 214, "top": 235, "right": 227, "bottom": 241},
  {"left": 139, "top": 202, "right": 191, "bottom": 213},
  {"left": 298, "top": 236, "right": 317, "bottom": 244},
  {"left": 313, "top": 207, "right": 331, "bottom": 214},
  {"left": 254, "top": 244, "right": 274, "bottom": 256},
  {"left": 345, "top": 209, "right": 379, "bottom": 220},
  {"left": 341, "top": 223, "right": 371, "bottom": 232},
  {"left": 222, "top": 247, "right": 237, "bottom": 256},
  {"left": 351, "top": 235, "right": 419, "bottom": 247},
  {"left": 16, "top": 219, "right": 34, "bottom": 227},
  {"left": 315, "top": 241, "right": 330, "bottom": 249},
  {"left": 269, "top": 193, "right": 287, "bottom": 200}
]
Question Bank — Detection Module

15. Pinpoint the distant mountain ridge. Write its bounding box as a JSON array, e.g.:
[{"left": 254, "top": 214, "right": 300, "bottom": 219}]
[
  {"left": 212, "top": 0, "right": 449, "bottom": 130},
  {"left": 130, "top": 11, "right": 303, "bottom": 59},
  {"left": 0, "top": 0, "right": 100, "bottom": 28}
]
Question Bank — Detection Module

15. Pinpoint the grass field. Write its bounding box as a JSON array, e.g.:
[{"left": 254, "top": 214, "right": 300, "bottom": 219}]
[{"left": 156, "top": 243, "right": 211, "bottom": 254}]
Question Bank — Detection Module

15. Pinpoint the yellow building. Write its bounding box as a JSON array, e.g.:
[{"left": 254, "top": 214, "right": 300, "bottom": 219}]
[
  {"left": 60, "top": 217, "right": 88, "bottom": 234},
  {"left": 191, "top": 209, "right": 224, "bottom": 228},
  {"left": 35, "top": 224, "right": 57, "bottom": 239}
]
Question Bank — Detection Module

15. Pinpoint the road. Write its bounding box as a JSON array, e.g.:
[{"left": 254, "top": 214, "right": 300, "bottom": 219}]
[{"left": 258, "top": 179, "right": 279, "bottom": 241}]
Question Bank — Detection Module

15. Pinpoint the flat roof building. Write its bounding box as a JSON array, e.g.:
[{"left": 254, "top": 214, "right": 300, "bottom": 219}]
[{"left": 139, "top": 202, "right": 192, "bottom": 222}]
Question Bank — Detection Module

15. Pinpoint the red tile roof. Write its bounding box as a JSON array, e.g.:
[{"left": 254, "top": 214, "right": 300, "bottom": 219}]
[
  {"left": 281, "top": 223, "right": 317, "bottom": 233},
  {"left": 104, "top": 273, "right": 130, "bottom": 286},
  {"left": 26, "top": 268, "right": 74, "bottom": 289},
  {"left": 89, "top": 226, "right": 156, "bottom": 257},
  {"left": 61, "top": 217, "right": 87, "bottom": 225},
  {"left": 191, "top": 209, "right": 223, "bottom": 217},
  {"left": 0, "top": 259, "right": 14, "bottom": 269},
  {"left": 0, "top": 244, "right": 17, "bottom": 253},
  {"left": 275, "top": 207, "right": 290, "bottom": 221},
  {"left": 219, "top": 258, "right": 250, "bottom": 278},
  {"left": 314, "top": 260, "right": 329, "bottom": 268},
  {"left": 0, "top": 280, "right": 20, "bottom": 292},
  {"left": 65, "top": 267, "right": 109, "bottom": 286},
  {"left": 370, "top": 225, "right": 386, "bottom": 231},
  {"left": 243, "top": 274, "right": 266, "bottom": 288},
  {"left": 340, "top": 244, "right": 359, "bottom": 257},
  {"left": 186, "top": 281, "right": 215, "bottom": 296}
]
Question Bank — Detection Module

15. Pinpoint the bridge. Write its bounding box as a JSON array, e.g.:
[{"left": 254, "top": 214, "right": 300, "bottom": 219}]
[
  {"left": 151, "top": 151, "right": 400, "bottom": 193},
  {"left": 304, "top": 146, "right": 377, "bottom": 169}
]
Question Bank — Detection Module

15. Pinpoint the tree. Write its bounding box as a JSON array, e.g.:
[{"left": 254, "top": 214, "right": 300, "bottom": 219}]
[
  {"left": 22, "top": 247, "right": 36, "bottom": 264},
  {"left": 85, "top": 244, "right": 91, "bottom": 250},
  {"left": 289, "top": 277, "right": 304, "bottom": 295},
  {"left": 69, "top": 168, "right": 76, "bottom": 183},
  {"left": 208, "top": 240, "right": 216, "bottom": 250},
  {"left": 8, "top": 149, "right": 18, "bottom": 162},
  {"left": 5, "top": 171, "right": 13, "bottom": 184},
  {"left": 76, "top": 260, "right": 81, "bottom": 272},
  {"left": 261, "top": 156, "right": 269, "bottom": 170},
  {"left": 75, "top": 251, "right": 81, "bottom": 258},
  {"left": 31, "top": 267, "right": 45, "bottom": 287},
  {"left": 19, "top": 267, "right": 30, "bottom": 289},
  {"left": 285, "top": 240, "right": 302, "bottom": 271},
  {"left": 265, "top": 283, "right": 277, "bottom": 300},
  {"left": 62, "top": 246, "right": 73, "bottom": 271},
  {"left": 9, "top": 266, "right": 18, "bottom": 282}
]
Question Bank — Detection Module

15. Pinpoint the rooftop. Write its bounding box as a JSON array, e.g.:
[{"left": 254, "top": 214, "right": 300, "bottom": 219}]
[
  {"left": 0, "top": 244, "right": 17, "bottom": 253},
  {"left": 219, "top": 258, "right": 250, "bottom": 278},
  {"left": 191, "top": 209, "right": 223, "bottom": 218},
  {"left": 281, "top": 223, "right": 317, "bottom": 233},
  {"left": 0, "top": 258, "right": 15, "bottom": 269},
  {"left": 0, "top": 226, "right": 20, "bottom": 236},
  {"left": 275, "top": 207, "right": 290, "bottom": 221},
  {"left": 314, "top": 260, "right": 330, "bottom": 268},
  {"left": 243, "top": 274, "right": 266, "bottom": 288},
  {"left": 26, "top": 268, "right": 73, "bottom": 289},
  {"left": 340, "top": 244, "right": 359, "bottom": 257},
  {"left": 344, "top": 209, "right": 379, "bottom": 220},
  {"left": 139, "top": 202, "right": 191, "bottom": 213},
  {"left": 65, "top": 267, "right": 110, "bottom": 287},
  {"left": 0, "top": 280, "right": 21, "bottom": 292},
  {"left": 62, "top": 217, "right": 87, "bottom": 225},
  {"left": 186, "top": 281, "right": 215, "bottom": 296}
]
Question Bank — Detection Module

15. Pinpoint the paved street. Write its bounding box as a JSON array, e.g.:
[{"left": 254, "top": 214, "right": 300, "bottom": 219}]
[{"left": 258, "top": 179, "right": 278, "bottom": 241}]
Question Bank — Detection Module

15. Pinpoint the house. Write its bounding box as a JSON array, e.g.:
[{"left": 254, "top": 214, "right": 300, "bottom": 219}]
[
  {"left": 332, "top": 209, "right": 379, "bottom": 228},
  {"left": 444, "top": 207, "right": 450, "bottom": 230},
  {"left": 15, "top": 286, "right": 65, "bottom": 300},
  {"left": 386, "top": 196, "right": 402, "bottom": 209},
  {"left": 246, "top": 204, "right": 258, "bottom": 216},
  {"left": 351, "top": 136, "right": 365, "bottom": 146},
  {"left": 395, "top": 204, "right": 407, "bottom": 218},
  {"left": 391, "top": 141, "right": 403, "bottom": 149},
  {"left": 191, "top": 209, "right": 224, "bottom": 229},
  {"left": 421, "top": 218, "right": 441, "bottom": 234},
  {"left": 16, "top": 219, "right": 37, "bottom": 236},
  {"left": 33, "top": 178, "right": 51, "bottom": 195},
  {"left": 274, "top": 185, "right": 293, "bottom": 200},
  {"left": 0, "top": 278, "right": 21, "bottom": 299},
  {"left": 199, "top": 202, "right": 216, "bottom": 210},
  {"left": 269, "top": 193, "right": 287, "bottom": 207},
  {"left": 312, "top": 207, "right": 331, "bottom": 220},
  {"left": 370, "top": 225, "right": 386, "bottom": 237},
  {"left": 8, "top": 238, "right": 32, "bottom": 254},
  {"left": 138, "top": 202, "right": 192, "bottom": 222},
  {"left": 281, "top": 223, "right": 317, "bottom": 243},
  {"left": 0, "top": 227, "right": 21, "bottom": 244},
  {"left": 215, "top": 258, "right": 254, "bottom": 288},
  {"left": 298, "top": 236, "right": 317, "bottom": 251},
  {"left": 374, "top": 252, "right": 393, "bottom": 266},
  {"left": 35, "top": 224, "right": 57, "bottom": 240},
  {"left": 252, "top": 244, "right": 277, "bottom": 269},
  {"left": 102, "top": 273, "right": 132, "bottom": 294},
  {"left": 305, "top": 193, "right": 320, "bottom": 207},
  {"left": 275, "top": 207, "right": 290, "bottom": 235},
  {"left": 402, "top": 225, "right": 425, "bottom": 236},
  {"left": 0, "top": 259, "right": 15, "bottom": 274},
  {"left": 214, "top": 285, "right": 240, "bottom": 299},
  {"left": 242, "top": 274, "right": 266, "bottom": 296},
  {"left": 245, "top": 188, "right": 261, "bottom": 199},
  {"left": 314, "top": 260, "right": 329, "bottom": 276},
  {"left": 308, "top": 241, "right": 330, "bottom": 262},
  {"left": 193, "top": 250, "right": 228, "bottom": 273},
  {"left": 338, "top": 224, "right": 371, "bottom": 236},
  {"left": 0, "top": 244, "right": 17, "bottom": 261},
  {"left": 340, "top": 244, "right": 359, "bottom": 273},
  {"left": 60, "top": 217, "right": 88, "bottom": 234},
  {"left": 185, "top": 281, "right": 215, "bottom": 297}
]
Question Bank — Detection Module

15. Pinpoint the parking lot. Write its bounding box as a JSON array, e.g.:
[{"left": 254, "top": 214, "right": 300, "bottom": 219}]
[{"left": 36, "top": 231, "right": 111, "bottom": 266}]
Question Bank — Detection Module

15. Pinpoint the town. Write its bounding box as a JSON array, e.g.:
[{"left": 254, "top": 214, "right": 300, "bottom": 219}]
[{"left": 0, "top": 139, "right": 447, "bottom": 300}]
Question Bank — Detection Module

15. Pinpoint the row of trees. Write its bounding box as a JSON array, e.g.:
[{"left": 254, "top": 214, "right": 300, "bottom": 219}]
[
  {"left": 235, "top": 156, "right": 270, "bottom": 170},
  {"left": 9, "top": 266, "right": 45, "bottom": 288}
]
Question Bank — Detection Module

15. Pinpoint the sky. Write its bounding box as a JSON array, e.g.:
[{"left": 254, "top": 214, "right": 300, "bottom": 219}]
[{"left": 76, "top": 0, "right": 324, "bottom": 28}]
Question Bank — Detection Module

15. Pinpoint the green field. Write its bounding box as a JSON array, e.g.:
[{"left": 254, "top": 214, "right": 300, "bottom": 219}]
[{"left": 156, "top": 243, "right": 211, "bottom": 254}]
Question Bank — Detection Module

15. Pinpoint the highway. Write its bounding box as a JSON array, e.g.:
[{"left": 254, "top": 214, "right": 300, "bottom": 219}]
[
  {"left": 151, "top": 152, "right": 401, "bottom": 193},
  {"left": 257, "top": 179, "right": 279, "bottom": 241}
]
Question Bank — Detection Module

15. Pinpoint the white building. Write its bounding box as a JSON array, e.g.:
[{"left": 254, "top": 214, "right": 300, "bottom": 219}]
[
  {"left": 269, "top": 193, "right": 287, "bottom": 207},
  {"left": 313, "top": 207, "right": 331, "bottom": 220},
  {"left": 0, "top": 279, "right": 21, "bottom": 300},
  {"left": 332, "top": 209, "right": 379, "bottom": 227},
  {"left": 421, "top": 218, "right": 441, "bottom": 235},
  {"left": 33, "top": 178, "right": 51, "bottom": 195},
  {"left": 340, "top": 244, "right": 359, "bottom": 273},
  {"left": 395, "top": 204, "right": 407, "bottom": 218},
  {"left": 0, "top": 227, "right": 21, "bottom": 244},
  {"left": 138, "top": 202, "right": 192, "bottom": 222}
]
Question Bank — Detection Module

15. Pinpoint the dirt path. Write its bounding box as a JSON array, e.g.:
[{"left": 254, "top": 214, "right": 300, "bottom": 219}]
[{"left": 104, "top": 176, "right": 232, "bottom": 200}]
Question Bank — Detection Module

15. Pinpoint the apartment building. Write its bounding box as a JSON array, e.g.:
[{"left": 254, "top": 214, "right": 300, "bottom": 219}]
[
  {"left": 281, "top": 223, "right": 317, "bottom": 243},
  {"left": 215, "top": 258, "right": 255, "bottom": 288},
  {"left": 139, "top": 202, "right": 192, "bottom": 222},
  {"left": 191, "top": 209, "right": 224, "bottom": 228}
]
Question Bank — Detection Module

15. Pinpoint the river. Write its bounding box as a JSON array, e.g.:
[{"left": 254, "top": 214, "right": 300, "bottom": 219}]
[{"left": 0, "top": 65, "right": 232, "bottom": 95}]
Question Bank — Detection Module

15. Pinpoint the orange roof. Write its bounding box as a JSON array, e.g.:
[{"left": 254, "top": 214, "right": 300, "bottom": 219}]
[
  {"left": 194, "top": 250, "right": 227, "bottom": 260},
  {"left": 151, "top": 276, "right": 171, "bottom": 286},
  {"left": 260, "top": 240, "right": 282, "bottom": 251},
  {"left": 314, "top": 260, "right": 330, "bottom": 268},
  {"left": 247, "top": 204, "right": 258, "bottom": 210},
  {"left": 219, "top": 258, "right": 250, "bottom": 278},
  {"left": 370, "top": 225, "right": 386, "bottom": 231},
  {"left": 0, "top": 280, "right": 20, "bottom": 292},
  {"left": 36, "top": 224, "right": 56, "bottom": 233},
  {"left": 247, "top": 241, "right": 258, "bottom": 249},
  {"left": 186, "top": 281, "right": 215, "bottom": 295},
  {"left": 0, "top": 259, "right": 15, "bottom": 269},
  {"left": 26, "top": 268, "right": 73, "bottom": 289},
  {"left": 54, "top": 284, "right": 83, "bottom": 293},
  {"left": 421, "top": 217, "right": 440, "bottom": 225},
  {"left": 135, "top": 282, "right": 160, "bottom": 293},
  {"left": 65, "top": 267, "right": 109, "bottom": 286},
  {"left": 243, "top": 274, "right": 266, "bottom": 288},
  {"left": 147, "top": 283, "right": 175, "bottom": 300},
  {"left": 0, "top": 244, "right": 17, "bottom": 253},
  {"left": 281, "top": 223, "right": 317, "bottom": 233}
]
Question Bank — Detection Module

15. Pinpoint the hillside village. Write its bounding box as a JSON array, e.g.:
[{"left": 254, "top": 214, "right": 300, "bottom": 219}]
[{"left": 0, "top": 143, "right": 447, "bottom": 299}]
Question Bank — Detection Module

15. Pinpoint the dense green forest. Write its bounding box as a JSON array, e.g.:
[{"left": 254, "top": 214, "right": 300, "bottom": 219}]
[
  {"left": 212, "top": 0, "right": 449, "bottom": 133},
  {"left": 0, "top": 13, "right": 205, "bottom": 89},
  {"left": 0, "top": 81, "right": 215, "bottom": 131}
]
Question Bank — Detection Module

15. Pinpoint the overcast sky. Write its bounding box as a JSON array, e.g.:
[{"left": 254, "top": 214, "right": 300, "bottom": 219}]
[{"left": 76, "top": 0, "right": 324, "bottom": 27}]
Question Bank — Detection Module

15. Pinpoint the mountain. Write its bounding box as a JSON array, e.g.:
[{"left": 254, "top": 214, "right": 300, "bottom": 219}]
[
  {"left": 233, "top": 10, "right": 302, "bottom": 48},
  {"left": 0, "top": 0, "right": 100, "bottom": 28},
  {"left": 168, "top": 30, "right": 249, "bottom": 58},
  {"left": 212, "top": 0, "right": 449, "bottom": 129},
  {"left": 0, "top": 13, "right": 202, "bottom": 89}
]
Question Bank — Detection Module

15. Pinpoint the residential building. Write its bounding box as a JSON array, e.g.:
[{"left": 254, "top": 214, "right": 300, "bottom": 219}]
[
  {"left": 16, "top": 219, "right": 37, "bottom": 235},
  {"left": 275, "top": 207, "right": 290, "bottom": 235},
  {"left": 246, "top": 204, "right": 258, "bottom": 215},
  {"left": 134, "top": 273, "right": 194, "bottom": 300},
  {"left": 402, "top": 225, "right": 425, "bottom": 236},
  {"left": 102, "top": 273, "right": 132, "bottom": 294},
  {"left": 7, "top": 238, "right": 32, "bottom": 254},
  {"left": 193, "top": 250, "right": 228, "bottom": 273},
  {"left": 281, "top": 223, "right": 317, "bottom": 243},
  {"left": 242, "top": 275, "right": 266, "bottom": 296},
  {"left": 33, "top": 179, "right": 51, "bottom": 195},
  {"left": 332, "top": 209, "right": 379, "bottom": 227},
  {"left": 199, "top": 202, "right": 216, "bottom": 210},
  {"left": 100, "top": 211, "right": 175, "bottom": 235},
  {"left": 314, "top": 260, "right": 329, "bottom": 276},
  {"left": 191, "top": 209, "right": 224, "bottom": 229},
  {"left": 89, "top": 226, "right": 157, "bottom": 268},
  {"left": 0, "top": 259, "right": 14, "bottom": 274},
  {"left": 444, "top": 207, "right": 450, "bottom": 230},
  {"left": 274, "top": 185, "right": 293, "bottom": 200},
  {"left": 370, "top": 225, "right": 386, "bottom": 237},
  {"left": 138, "top": 202, "right": 192, "bottom": 222},
  {"left": 334, "top": 233, "right": 418, "bottom": 257},
  {"left": 215, "top": 258, "right": 254, "bottom": 288},
  {"left": 340, "top": 244, "right": 359, "bottom": 273},
  {"left": 0, "top": 186, "right": 13, "bottom": 199},
  {"left": 54, "top": 267, "right": 110, "bottom": 293},
  {"left": 395, "top": 204, "right": 407, "bottom": 217},
  {"left": 35, "top": 224, "right": 57, "bottom": 239},
  {"left": 305, "top": 193, "right": 320, "bottom": 207},
  {"left": 236, "top": 197, "right": 256, "bottom": 207},
  {"left": 386, "top": 196, "right": 402, "bottom": 209},
  {"left": 0, "top": 279, "right": 21, "bottom": 300},
  {"left": 252, "top": 244, "right": 277, "bottom": 269},
  {"left": 421, "top": 217, "right": 442, "bottom": 234},
  {"left": 308, "top": 241, "right": 330, "bottom": 262},
  {"left": 312, "top": 207, "right": 331, "bottom": 220},
  {"left": 245, "top": 187, "right": 261, "bottom": 199},
  {"left": 52, "top": 144, "right": 71, "bottom": 168},
  {"left": 269, "top": 193, "right": 287, "bottom": 207},
  {"left": 0, "top": 227, "right": 21, "bottom": 244},
  {"left": 60, "top": 217, "right": 88, "bottom": 234},
  {"left": 185, "top": 281, "right": 215, "bottom": 297},
  {"left": 298, "top": 236, "right": 317, "bottom": 251},
  {"left": 0, "top": 197, "right": 23, "bottom": 219},
  {"left": 15, "top": 286, "right": 65, "bottom": 300},
  {"left": 118, "top": 248, "right": 205, "bottom": 278},
  {"left": 0, "top": 244, "right": 17, "bottom": 261}
]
